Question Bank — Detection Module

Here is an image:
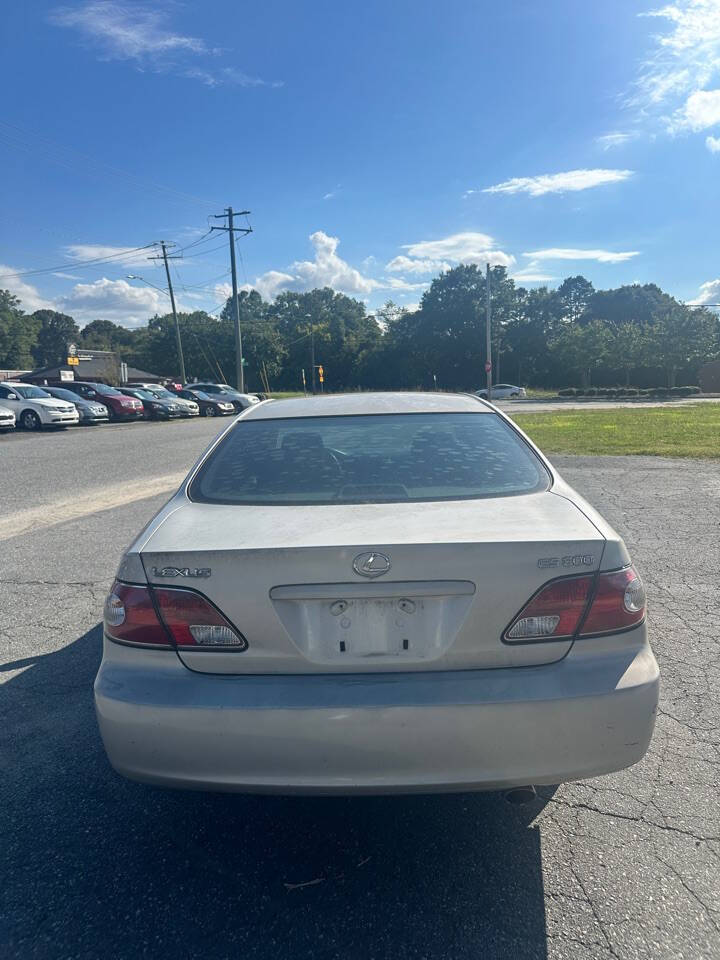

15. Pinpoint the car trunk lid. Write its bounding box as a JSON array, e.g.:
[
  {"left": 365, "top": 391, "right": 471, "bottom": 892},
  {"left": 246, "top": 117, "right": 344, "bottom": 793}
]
[{"left": 141, "top": 492, "right": 605, "bottom": 674}]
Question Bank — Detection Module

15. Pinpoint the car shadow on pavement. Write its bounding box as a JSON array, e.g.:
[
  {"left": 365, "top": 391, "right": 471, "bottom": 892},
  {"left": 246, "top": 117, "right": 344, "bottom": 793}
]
[{"left": 1, "top": 624, "right": 553, "bottom": 960}]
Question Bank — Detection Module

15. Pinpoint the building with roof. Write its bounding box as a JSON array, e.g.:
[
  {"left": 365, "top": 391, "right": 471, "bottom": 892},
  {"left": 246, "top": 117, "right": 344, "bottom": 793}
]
[{"left": 20, "top": 350, "right": 164, "bottom": 386}]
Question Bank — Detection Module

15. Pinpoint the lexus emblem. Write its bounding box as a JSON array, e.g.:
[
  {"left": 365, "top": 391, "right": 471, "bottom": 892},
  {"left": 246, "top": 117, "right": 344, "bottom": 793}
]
[{"left": 352, "top": 552, "right": 391, "bottom": 578}]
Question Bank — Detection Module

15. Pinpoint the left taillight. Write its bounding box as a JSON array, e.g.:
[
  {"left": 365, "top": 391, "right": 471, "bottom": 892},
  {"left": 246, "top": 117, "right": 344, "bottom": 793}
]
[
  {"left": 104, "top": 581, "right": 247, "bottom": 650},
  {"left": 104, "top": 581, "right": 170, "bottom": 647}
]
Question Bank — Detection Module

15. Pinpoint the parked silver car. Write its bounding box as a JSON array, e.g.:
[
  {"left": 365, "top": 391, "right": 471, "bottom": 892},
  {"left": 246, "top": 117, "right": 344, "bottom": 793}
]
[
  {"left": 96, "top": 392, "right": 658, "bottom": 794},
  {"left": 476, "top": 383, "right": 527, "bottom": 399},
  {"left": 44, "top": 386, "right": 109, "bottom": 424}
]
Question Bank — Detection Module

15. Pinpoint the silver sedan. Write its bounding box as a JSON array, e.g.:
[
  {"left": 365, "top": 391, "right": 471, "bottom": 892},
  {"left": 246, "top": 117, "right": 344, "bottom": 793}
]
[{"left": 95, "top": 392, "right": 658, "bottom": 794}]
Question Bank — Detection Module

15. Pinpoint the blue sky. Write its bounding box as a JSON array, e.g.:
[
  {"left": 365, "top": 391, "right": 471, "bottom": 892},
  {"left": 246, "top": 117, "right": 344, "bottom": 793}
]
[{"left": 2, "top": 0, "right": 720, "bottom": 327}]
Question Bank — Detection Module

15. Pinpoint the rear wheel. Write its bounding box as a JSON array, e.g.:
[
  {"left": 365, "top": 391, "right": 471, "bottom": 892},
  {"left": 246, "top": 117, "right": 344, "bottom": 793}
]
[{"left": 20, "top": 409, "right": 41, "bottom": 431}]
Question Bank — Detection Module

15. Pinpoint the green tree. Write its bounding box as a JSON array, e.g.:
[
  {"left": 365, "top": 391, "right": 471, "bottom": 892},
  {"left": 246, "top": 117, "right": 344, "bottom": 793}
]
[
  {"left": 647, "top": 305, "right": 717, "bottom": 387},
  {"left": 550, "top": 320, "right": 611, "bottom": 387},
  {"left": 0, "top": 290, "right": 40, "bottom": 369},
  {"left": 81, "top": 318, "right": 135, "bottom": 352},
  {"left": 31, "top": 310, "right": 80, "bottom": 368},
  {"left": 220, "top": 290, "right": 287, "bottom": 390},
  {"left": 395, "top": 265, "right": 516, "bottom": 390},
  {"left": 270, "top": 288, "right": 379, "bottom": 391}
]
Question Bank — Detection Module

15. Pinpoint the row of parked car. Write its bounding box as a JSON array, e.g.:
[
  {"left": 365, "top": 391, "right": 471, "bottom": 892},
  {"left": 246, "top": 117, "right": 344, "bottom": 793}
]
[{"left": 0, "top": 379, "right": 262, "bottom": 432}]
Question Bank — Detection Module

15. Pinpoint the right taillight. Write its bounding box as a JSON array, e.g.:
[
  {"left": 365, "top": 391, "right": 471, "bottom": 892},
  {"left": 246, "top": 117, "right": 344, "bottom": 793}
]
[
  {"left": 103, "top": 580, "right": 247, "bottom": 650},
  {"left": 504, "top": 566, "right": 646, "bottom": 643},
  {"left": 578, "top": 566, "right": 646, "bottom": 636}
]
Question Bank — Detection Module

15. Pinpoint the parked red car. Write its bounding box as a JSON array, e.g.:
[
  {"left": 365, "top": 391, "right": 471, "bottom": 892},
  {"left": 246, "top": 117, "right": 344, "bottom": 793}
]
[{"left": 61, "top": 381, "right": 144, "bottom": 421}]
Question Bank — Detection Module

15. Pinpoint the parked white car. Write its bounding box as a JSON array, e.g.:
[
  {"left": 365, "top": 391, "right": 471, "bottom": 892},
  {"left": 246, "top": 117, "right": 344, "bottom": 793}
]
[
  {"left": 476, "top": 384, "right": 527, "bottom": 400},
  {"left": 96, "top": 392, "right": 658, "bottom": 795},
  {"left": 0, "top": 404, "right": 16, "bottom": 431},
  {"left": 0, "top": 382, "right": 79, "bottom": 429}
]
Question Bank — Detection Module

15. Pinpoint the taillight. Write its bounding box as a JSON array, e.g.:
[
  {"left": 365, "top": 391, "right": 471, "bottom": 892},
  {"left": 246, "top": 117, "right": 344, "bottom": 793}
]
[
  {"left": 505, "top": 575, "right": 592, "bottom": 641},
  {"left": 578, "top": 567, "right": 646, "bottom": 636},
  {"left": 103, "top": 580, "right": 247, "bottom": 650},
  {"left": 154, "top": 588, "right": 248, "bottom": 649},
  {"left": 104, "top": 581, "right": 170, "bottom": 647},
  {"left": 504, "top": 567, "right": 646, "bottom": 643}
]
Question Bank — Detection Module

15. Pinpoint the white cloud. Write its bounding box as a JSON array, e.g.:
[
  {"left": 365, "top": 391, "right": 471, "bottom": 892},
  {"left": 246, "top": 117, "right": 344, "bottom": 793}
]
[
  {"left": 398, "top": 232, "right": 515, "bottom": 270},
  {"left": 595, "top": 132, "right": 635, "bottom": 150},
  {"left": 636, "top": 1, "right": 720, "bottom": 111},
  {"left": 385, "top": 255, "right": 453, "bottom": 275},
  {"left": 483, "top": 169, "right": 634, "bottom": 197},
  {"left": 59, "top": 277, "right": 168, "bottom": 328},
  {"left": 0, "top": 266, "right": 54, "bottom": 312},
  {"left": 523, "top": 247, "right": 640, "bottom": 263},
  {"left": 52, "top": 271, "right": 83, "bottom": 280},
  {"left": 49, "top": 2, "right": 281, "bottom": 87},
  {"left": 672, "top": 87, "right": 720, "bottom": 130},
  {"left": 291, "top": 232, "right": 379, "bottom": 294},
  {"left": 511, "top": 270, "right": 556, "bottom": 283},
  {"left": 707, "top": 134, "right": 720, "bottom": 151},
  {"left": 50, "top": 2, "right": 210, "bottom": 58},
  {"left": 380, "top": 277, "right": 429, "bottom": 292},
  {"left": 63, "top": 243, "right": 154, "bottom": 267},
  {"left": 688, "top": 277, "right": 720, "bottom": 304},
  {"left": 240, "top": 271, "right": 296, "bottom": 301}
]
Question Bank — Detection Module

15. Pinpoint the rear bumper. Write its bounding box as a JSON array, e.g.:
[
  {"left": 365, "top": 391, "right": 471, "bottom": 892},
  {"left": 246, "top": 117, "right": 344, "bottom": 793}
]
[{"left": 95, "top": 631, "right": 659, "bottom": 794}]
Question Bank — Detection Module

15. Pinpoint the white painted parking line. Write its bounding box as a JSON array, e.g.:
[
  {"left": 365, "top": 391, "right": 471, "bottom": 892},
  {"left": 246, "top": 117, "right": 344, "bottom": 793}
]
[{"left": 0, "top": 473, "right": 186, "bottom": 543}]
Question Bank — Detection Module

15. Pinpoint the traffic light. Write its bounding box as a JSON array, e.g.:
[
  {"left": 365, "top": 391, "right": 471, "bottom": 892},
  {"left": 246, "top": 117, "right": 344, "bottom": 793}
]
[{"left": 318, "top": 365, "right": 324, "bottom": 383}]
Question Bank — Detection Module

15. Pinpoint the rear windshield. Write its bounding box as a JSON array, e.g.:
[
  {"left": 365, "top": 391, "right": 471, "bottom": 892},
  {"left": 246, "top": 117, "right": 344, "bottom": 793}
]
[{"left": 189, "top": 413, "right": 550, "bottom": 505}]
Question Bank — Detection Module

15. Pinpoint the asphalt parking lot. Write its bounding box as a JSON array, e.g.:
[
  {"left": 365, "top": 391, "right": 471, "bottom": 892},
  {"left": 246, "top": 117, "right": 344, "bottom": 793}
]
[{"left": 1, "top": 418, "right": 719, "bottom": 959}]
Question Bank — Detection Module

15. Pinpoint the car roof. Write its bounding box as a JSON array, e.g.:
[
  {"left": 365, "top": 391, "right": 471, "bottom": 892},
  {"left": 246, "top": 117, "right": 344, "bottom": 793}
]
[{"left": 243, "top": 391, "right": 491, "bottom": 420}]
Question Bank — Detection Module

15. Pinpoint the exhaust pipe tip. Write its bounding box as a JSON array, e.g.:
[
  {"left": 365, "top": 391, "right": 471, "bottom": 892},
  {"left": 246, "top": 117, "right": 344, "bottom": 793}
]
[{"left": 503, "top": 785, "right": 537, "bottom": 806}]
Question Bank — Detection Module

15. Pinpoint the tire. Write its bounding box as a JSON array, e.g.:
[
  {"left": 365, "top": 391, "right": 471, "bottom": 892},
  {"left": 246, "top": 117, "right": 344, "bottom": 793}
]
[
  {"left": 205, "top": 405, "right": 217, "bottom": 417},
  {"left": 20, "top": 409, "right": 42, "bottom": 431}
]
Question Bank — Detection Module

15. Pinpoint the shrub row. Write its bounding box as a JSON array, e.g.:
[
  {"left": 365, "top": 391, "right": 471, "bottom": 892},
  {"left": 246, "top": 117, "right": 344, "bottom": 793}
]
[{"left": 557, "top": 386, "right": 701, "bottom": 398}]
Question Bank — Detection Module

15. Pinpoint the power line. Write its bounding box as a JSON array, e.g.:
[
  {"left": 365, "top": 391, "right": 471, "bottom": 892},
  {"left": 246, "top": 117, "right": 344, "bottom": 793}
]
[
  {"left": 0, "top": 243, "right": 159, "bottom": 280},
  {"left": 0, "top": 120, "right": 221, "bottom": 207}
]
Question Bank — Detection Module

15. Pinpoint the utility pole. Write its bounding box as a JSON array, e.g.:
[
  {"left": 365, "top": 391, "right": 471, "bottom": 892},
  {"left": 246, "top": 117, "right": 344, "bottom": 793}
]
[
  {"left": 149, "top": 241, "right": 186, "bottom": 383},
  {"left": 212, "top": 208, "right": 252, "bottom": 392},
  {"left": 485, "top": 262, "right": 493, "bottom": 402}
]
